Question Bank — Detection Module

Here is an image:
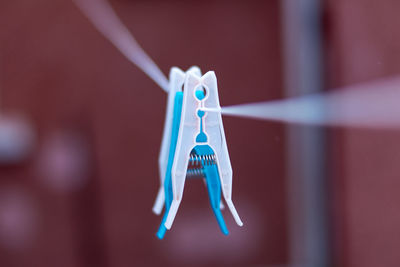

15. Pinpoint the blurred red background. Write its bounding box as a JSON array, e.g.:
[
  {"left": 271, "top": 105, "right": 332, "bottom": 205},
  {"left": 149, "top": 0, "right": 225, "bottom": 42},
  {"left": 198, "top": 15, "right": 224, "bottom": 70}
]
[
  {"left": 0, "top": 1, "right": 286, "bottom": 266},
  {"left": 0, "top": 0, "right": 400, "bottom": 266}
]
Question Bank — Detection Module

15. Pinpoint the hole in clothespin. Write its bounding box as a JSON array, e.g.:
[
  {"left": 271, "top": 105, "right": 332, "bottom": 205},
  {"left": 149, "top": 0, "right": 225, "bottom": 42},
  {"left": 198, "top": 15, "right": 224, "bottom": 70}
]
[
  {"left": 197, "top": 109, "right": 205, "bottom": 118},
  {"left": 195, "top": 86, "right": 206, "bottom": 101}
]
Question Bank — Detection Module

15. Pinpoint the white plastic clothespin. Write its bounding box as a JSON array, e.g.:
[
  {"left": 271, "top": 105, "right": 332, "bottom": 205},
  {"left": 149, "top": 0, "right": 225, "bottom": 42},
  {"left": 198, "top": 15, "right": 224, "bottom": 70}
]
[
  {"left": 163, "top": 70, "right": 243, "bottom": 229},
  {"left": 153, "top": 66, "right": 201, "bottom": 215}
]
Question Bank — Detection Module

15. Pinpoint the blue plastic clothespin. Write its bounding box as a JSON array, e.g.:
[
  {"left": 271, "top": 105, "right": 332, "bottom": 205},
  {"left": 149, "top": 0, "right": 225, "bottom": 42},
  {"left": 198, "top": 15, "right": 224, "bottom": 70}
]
[{"left": 153, "top": 67, "right": 243, "bottom": 239}]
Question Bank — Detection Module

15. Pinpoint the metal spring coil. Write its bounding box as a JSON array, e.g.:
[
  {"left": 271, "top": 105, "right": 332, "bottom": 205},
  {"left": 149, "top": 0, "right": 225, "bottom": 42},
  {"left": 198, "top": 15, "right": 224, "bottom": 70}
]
[
  {"left": 186, "top": 154, "right": 216, "bottom": 177},
  {"left": 186, "top": 168, "right": 204, "bottom": 176},
  {"left": 188, "top": 154, "right": 217, "bottom": 166}
]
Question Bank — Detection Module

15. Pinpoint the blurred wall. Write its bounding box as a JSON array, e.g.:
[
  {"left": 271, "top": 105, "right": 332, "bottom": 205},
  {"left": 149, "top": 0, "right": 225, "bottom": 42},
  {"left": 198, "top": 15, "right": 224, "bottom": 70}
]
[
  {"left": 3, "top": 0, "right": 400, "bottom": 266},
  {"left": 327, "top": 0, "right": 400, "bottom": 266},
  {"left": 0, "top": 1, "right": 287, "bottom": 266}
]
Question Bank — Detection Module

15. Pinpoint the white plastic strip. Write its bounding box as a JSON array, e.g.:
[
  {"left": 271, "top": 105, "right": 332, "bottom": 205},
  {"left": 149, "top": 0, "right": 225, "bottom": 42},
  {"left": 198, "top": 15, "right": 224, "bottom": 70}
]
[
  {"left": 73, "top": 0, "right": 169, "bottom": 92},
  {"left": 221, "top": 76, "right": 400, "bottom": 129}
]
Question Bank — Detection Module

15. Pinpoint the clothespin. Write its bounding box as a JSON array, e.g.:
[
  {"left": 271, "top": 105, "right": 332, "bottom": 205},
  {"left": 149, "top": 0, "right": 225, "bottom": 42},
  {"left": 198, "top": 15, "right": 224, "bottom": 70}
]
[{"left": 153, "top": 67, "right": 243, "bottom": 239}]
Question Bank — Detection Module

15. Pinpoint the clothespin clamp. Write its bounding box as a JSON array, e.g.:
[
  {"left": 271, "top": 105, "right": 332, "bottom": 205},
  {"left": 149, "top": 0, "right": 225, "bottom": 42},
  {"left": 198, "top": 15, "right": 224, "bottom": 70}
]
[{"left": 153, "top": 67, "right": 243, "bottom": 239}]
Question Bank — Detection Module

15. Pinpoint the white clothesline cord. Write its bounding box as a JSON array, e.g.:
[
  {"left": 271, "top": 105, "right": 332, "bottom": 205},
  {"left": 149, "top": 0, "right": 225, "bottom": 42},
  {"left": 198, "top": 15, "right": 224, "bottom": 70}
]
[
  {"left": 74, "top": 0, "right": 400, "bottom": 130},
  {"left": 221, "top": 76, "right": 400, "bottom": 129},
  {"left": 73, "top": 0, "right": 169, "bottom": 92}
]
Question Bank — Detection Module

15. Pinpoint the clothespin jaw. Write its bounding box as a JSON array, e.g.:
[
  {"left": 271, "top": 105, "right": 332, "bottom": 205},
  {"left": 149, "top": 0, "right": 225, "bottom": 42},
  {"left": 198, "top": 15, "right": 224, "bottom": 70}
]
[
  {"left": 192, "top": 144, "right": 229, "bottom": 235},
  {"left": 153, "top": 67, "right": 184, "bottom": 215},
  {"left": 164, "top": 71, "right": 243, "bottom": 230},
  {"left": 200, "top": 72, "right": 243, "bottom": 227},
  {"left": 155, "top": 67, "right": 202, "bottom": 239},
  {"left": 153, "top": 66, "right": 200, "bottom": 215}
]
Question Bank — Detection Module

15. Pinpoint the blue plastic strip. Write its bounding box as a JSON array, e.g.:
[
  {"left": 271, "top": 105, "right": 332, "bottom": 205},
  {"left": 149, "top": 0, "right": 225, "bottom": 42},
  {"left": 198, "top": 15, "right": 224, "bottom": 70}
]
[
  {"left": 193, "top": 145, "right": 229, "bottom": 235},
  {"left": 157, "top": 92, "right": 183, "bottom": 239}
]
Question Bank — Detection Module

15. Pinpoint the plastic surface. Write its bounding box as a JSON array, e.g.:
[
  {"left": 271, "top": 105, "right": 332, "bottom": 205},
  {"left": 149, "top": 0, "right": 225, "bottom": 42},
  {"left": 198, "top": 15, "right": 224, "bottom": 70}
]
[
  {"left": 193, "top": 144, "right": 229, "bottom": 235},
  {"left": 164, "top": 71, "right": 243, "bottom": 230},
  {"left": 156, "top": 91, "right": 183, "bottom": 239},
  {"left": 153, "top": 67, "right": 201, "bottom": 215}
]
